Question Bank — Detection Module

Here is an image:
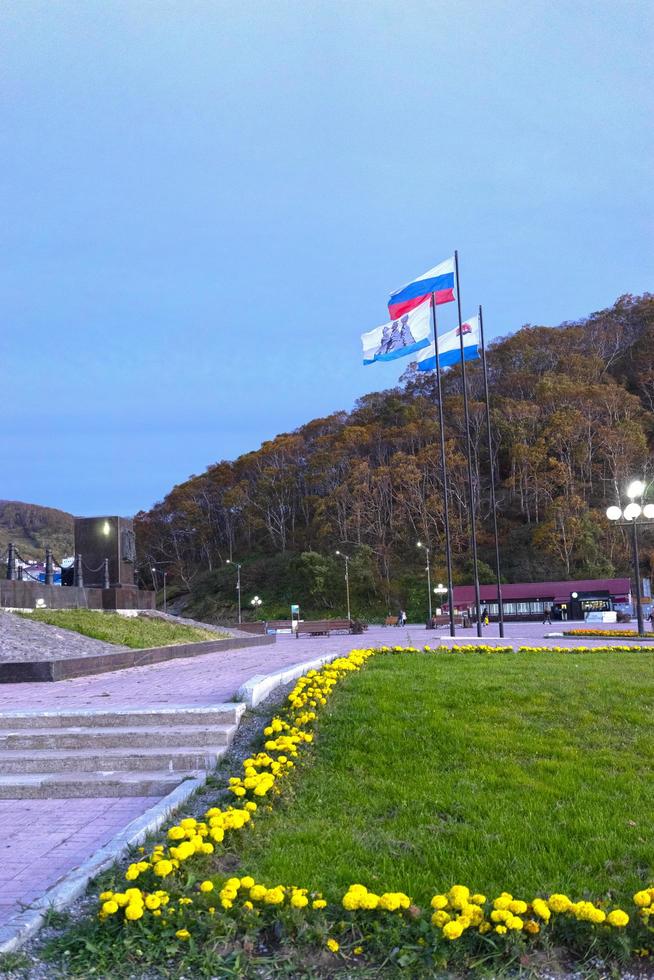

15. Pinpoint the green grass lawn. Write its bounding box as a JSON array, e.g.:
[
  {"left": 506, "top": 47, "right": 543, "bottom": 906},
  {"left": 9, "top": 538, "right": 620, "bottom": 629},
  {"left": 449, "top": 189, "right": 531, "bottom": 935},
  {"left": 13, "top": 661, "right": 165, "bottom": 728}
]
[
  {"left": 20, "top": 609, "right": 223, "bottom": 648},
  {"left": 237, "top": 651, "right": 654, "bottom": 906}
]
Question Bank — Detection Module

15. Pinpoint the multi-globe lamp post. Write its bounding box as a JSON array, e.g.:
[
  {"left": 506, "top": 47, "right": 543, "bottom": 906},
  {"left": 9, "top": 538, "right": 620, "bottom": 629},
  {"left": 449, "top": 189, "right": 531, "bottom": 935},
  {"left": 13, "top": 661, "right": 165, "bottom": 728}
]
[
  {"left": 250, "top": 594, "right": 263, "bottom": 618},
  {"left": 225, "top": 559, "right": 242, "bottom": 624},
  {"left": 433, "top": 582, "right": 448, "bottom": 614},
  {"left": 417, "top": 541, "right": 432, "bottom": 621},
  {"left": 335, "top": 550, "right": 351, "bottom": 622},
  {"left": 606, "top": 479, "right": 654, "bottom": 637}
]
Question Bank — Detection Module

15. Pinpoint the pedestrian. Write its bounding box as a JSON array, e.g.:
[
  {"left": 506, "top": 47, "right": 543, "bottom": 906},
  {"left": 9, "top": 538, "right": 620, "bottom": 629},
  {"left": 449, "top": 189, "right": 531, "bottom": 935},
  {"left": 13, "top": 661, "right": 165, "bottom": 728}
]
[
  {"left": 649, "top": 609, "right": 654, "bottom": 633},
  {"left": 399, "top": 609, "right": 407, "bottom": 627},
  {"left": 543, "top": 606, "right": 552, "bottom": 625},
  {"left": 481, "top": 607, "right": 489, "bottom": 627}
]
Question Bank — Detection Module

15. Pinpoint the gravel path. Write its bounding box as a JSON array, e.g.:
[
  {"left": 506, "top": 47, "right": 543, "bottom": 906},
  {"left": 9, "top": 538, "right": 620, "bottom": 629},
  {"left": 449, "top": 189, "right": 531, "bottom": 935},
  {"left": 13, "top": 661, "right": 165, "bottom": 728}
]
[{"left": 0, "top": 611, "right": 128, "bottom": 663}]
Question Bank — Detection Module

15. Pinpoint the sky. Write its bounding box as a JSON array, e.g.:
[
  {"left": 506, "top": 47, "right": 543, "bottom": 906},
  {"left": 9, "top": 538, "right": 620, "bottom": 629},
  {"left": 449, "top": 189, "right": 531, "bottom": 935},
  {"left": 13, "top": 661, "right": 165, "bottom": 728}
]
[{"left": 1, "top": 0, "right": 652, "bottom": 516}]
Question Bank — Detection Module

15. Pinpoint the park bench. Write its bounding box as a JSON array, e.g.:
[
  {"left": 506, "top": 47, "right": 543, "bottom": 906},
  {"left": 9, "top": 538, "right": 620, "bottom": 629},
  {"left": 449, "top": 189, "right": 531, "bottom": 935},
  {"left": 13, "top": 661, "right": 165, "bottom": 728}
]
[
  {"left": 265, "top": 620, "right": 294, "bottom": 633},
  {"left": 296, "top": 619, "right": 354, "bottom": 638},
  {"left": 426, "top": 614, "right": 470, "bottom": 629},
  {"left": 384, "top": 615, "right": 399, "bottom": 626}
]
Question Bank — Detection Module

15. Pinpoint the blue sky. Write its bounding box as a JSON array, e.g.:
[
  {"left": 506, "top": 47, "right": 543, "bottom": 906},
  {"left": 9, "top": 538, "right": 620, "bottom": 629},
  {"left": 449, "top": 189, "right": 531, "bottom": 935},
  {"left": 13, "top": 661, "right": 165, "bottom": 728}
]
[{"left": 1, "top": 0, "right": 651, "bottom": 516}]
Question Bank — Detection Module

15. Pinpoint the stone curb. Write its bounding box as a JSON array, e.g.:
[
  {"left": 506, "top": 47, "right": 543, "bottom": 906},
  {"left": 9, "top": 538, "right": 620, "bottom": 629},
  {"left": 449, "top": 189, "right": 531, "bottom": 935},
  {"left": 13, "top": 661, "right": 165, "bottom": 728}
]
[
  {"left": 235, "top": 650, "right": 347, "bottom": 707},
  {"left": 0, "top": 775, "right": 205, "bottom": 954}
]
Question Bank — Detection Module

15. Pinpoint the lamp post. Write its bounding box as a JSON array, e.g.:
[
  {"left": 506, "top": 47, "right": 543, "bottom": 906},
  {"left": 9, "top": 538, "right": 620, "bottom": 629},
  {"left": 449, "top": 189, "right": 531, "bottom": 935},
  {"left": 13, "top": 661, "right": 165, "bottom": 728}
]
[
  {"left": 417, "top": 542, "right": 432, "bottom": 621},
  {"left": 433, "top": 582, "right": 448, "bottom": 616},
  {"left": 226, "top": 559, "right": 242, "bottom": 624},
  {"left": 335, "top": 550, "right": 351, "bottom": 621},
  {"left": 251, "top": 594, "right": 263, "bottom": 616},
  {"left": 606, "top": 480, "right": 654, "bottom": 637}
]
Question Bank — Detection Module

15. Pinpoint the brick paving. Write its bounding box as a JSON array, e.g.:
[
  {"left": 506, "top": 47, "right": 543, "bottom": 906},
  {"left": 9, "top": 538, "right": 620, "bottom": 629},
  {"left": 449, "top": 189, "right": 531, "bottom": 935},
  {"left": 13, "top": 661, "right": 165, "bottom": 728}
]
[
  {"left": 0, "top": 621, "right": 651, "bottom": 932},
  {"left": 0, "top": 797, "right": 152, "bottom": 926}
]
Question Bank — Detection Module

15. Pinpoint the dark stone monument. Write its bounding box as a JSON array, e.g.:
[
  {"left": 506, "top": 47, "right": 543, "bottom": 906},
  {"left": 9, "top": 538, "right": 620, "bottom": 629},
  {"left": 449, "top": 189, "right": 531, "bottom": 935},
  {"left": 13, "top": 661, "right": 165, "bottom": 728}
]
[{"left": 74, "top": 516, "right": 136, "bottom": 589}]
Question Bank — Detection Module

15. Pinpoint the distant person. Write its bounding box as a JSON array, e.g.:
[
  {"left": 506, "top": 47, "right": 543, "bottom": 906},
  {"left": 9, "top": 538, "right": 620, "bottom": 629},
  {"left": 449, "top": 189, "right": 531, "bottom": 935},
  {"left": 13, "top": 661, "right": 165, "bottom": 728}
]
[
  {"left": 399, "top": 609, "right": 407, "bottom": 627},
  {"left": 543, "top": 606, "right": 552, "bottom": 625},
  {"left": 481, "top": 607, "right": 489, "bottom": 627},
  {"left": 649, "top": 609, "right": 654, "bottom": 633}
]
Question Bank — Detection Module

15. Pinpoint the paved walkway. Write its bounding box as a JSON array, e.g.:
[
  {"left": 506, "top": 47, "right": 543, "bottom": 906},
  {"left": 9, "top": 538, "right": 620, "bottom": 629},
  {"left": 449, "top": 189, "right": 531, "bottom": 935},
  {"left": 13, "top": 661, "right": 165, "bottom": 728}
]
[
  {"left": 0, "top": 797, "right": 152, "bottom": 928},
  {"left": 1, "top": 622, "right": 651, "bottom": 933}
]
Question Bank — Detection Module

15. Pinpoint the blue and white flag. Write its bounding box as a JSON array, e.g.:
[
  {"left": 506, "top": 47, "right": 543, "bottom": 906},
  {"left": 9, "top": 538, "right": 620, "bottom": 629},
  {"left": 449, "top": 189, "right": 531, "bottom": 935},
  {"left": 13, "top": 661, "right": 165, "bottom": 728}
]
[
  {"left": 362, "top": 297, "right": 431, "bottom": 365},
  {"left": 417, "top": 315, "right": 481, "bottom": 372}
]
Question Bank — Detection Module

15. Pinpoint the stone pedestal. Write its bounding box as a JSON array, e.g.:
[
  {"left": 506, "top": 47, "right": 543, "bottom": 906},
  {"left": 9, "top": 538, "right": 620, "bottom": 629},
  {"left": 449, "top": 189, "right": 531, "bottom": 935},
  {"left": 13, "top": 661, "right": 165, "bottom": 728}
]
[{"left": 74, "top": 517, "right": 136, "bottom": 589}]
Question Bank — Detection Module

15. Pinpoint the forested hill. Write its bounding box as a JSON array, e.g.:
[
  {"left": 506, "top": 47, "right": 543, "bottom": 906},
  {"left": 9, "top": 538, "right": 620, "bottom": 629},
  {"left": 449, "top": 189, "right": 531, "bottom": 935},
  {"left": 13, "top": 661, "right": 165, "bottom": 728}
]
[
  {"left": 0, "top": 501, "right": 74, "bottom": 561},
  {"left": 136, "top": 294, "right": 654, "bottom": 622}
]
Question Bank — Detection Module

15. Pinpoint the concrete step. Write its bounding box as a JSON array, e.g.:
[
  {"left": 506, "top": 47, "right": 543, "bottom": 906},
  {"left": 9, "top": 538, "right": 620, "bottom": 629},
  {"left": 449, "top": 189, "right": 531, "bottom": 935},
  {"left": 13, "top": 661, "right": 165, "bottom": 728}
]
[
  {"left": 0, "top": 744, "right": 228, "bottom": 775},
  {"left": 0, "top": 724, "right": 234, "bottom": 751},
  {"left": 0, "top": 770, "right": 198, "bottom": 799},
  {"left": 0, "top": 703, "right": 245, "bottom": 730}
]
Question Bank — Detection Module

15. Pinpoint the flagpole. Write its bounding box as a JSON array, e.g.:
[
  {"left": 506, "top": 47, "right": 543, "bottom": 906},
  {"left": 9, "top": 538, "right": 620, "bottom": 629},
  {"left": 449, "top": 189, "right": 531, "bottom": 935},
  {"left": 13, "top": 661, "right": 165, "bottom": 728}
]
[
  {"left": 430, "top": 295, "right": 456, "bottom": 637},
  {"left": 479, "top": 304, "right": 505, "bottom": 638},
  {"left": 454, "top": 250, "right": 483, "bottom": 637}
]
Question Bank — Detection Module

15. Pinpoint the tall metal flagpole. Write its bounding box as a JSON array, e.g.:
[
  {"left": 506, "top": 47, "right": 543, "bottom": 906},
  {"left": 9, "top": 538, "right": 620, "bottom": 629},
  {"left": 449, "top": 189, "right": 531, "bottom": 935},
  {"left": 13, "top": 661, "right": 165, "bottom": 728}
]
[
  {"left": 454, "top": 250, "right": 483, "bottom": 637},
  {"left": 430, "top": 295, "right": 456, "bottom": 637},
  {"left": 478, "top": 304, "right": 505, "bottom": 638}
]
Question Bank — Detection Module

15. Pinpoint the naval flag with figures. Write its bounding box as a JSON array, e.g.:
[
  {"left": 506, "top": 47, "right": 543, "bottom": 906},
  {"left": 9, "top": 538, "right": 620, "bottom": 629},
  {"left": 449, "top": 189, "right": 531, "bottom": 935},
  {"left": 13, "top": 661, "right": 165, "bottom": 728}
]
[
  {"left": 361, "top": 296, "right": 432, "bottom": 365},
  {"left": 416, "top": 314, "right": 481, "bottom": 372},
  {"left": 388, "top": 256, "right": 455, "bottom": 320}
]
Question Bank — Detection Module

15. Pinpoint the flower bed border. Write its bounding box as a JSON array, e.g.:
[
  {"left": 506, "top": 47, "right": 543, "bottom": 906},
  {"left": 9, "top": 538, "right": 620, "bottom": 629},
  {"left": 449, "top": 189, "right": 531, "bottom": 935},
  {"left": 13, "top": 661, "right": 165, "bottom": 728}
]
[{"left": 72, "top": 645, "right": 654, "bottom": 969}]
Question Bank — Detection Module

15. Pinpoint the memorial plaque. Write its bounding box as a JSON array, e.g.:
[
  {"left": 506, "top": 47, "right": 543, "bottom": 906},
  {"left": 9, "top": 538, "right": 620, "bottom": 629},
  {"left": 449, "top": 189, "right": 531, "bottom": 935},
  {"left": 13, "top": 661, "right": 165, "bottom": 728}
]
[{"left": 74, "top": 516, "right": 136, "bottom": 588}]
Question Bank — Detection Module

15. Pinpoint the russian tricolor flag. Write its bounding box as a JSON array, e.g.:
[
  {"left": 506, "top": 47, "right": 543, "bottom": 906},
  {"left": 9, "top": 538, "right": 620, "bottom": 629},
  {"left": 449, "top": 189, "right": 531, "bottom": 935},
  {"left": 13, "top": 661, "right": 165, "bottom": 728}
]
[{"left": 388, "top": 256, "right": 455, "bottom": 320}]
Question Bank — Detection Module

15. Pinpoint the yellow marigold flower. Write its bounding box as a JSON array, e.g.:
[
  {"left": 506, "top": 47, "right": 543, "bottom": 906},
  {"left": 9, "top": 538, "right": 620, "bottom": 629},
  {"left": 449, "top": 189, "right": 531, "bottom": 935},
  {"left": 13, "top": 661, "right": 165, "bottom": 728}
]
[
  {"left": 250, "top": 885, "right": 267, "bottom": 902},
  {"left": 430, "top": 894, "right": 449, "bottom": 910},
  {"left": 291, "top": 893, "right": 309, "bottom": 908},
  {"left": 471, "top": 893, "right": 486, "bottom": 906},
  {"left": 509, "top": 900, "right": 527, "bottom": 915},
  {"left": 531, "top": 898, "right": 551, "bottom": 922},
  {"left": 124, "top": 905, "right": 144, "bottom": 921},
  {"left": 548, "top": 893, "right": 571, "bottom": 914},
  {"left": 361, "top": 893, "right": 379, "bottom": 910},
  {"left": 493, "top": 893, "right": 513, "bottom": 911},
  {"left": 353, "top": 945, "right": 363, "bottom": 955},
  {"left": 479, "top": 921, "right": 491, "bottom": 934},
  {"left": 634, "top": 891, "right": 652, "bottom": 908},
  {"left": 607, "top": 909, "right": 629, "bottom": 927},
  {"left": 431, "top": 910, "right": 451, "bottom": 927},
  {"left": 245, "top": 801, "right": 257, "bottom": 812},
  {"left": 495, "top": 924, "right": 507, "bottom": 934},
  {"left": 153, "top": 859, "right": 174, "bottom": 878},
  {"left": 197, "top": 880, "right": 214, "bottom": 893},
  {"left": 180, "top": 818, "right": 196, "bottom": 829},
  {"left": 124, "top": 866, "right": 140, "bottom": 882},
  {"left": 99, "top": 891, "right": 113, "bottom": 901},
  {"left": 101, "top": 900, "right": 118, "bottom": 915},
  {"left": 168, "top": 826, "right": 185, "bottom": 840},
  {"left": 175, "top": 928, "right": 191, "bottom": 940},
  {"left": 443, "top": 920, "right": 464, "bottom": 940},
  {"left": 507, "top": 915, "right": 524, "bottom": 931},
  {"left": 145, "top": 895, "right": 161, "bottom": 910},
  {"left": 179, "top": 897, "right": 193, "bottom": 906},
  {"left": 240, "top": 876, "right": 255, "bottom": 889},
  {"left": 264, "top": 887, "right": 285, "bottom": 905},
  {"left": 152, "top": 909, "right": 162, "bottom": 917},
  {"left": 312, "top": 898, "right": 327, "bottom": 909},
  {"left": 524, "top": 920, "right": 540, "bottom": 935},
  {"left": 448, "top": 885, "right": 470, "bottom": 909},
  {"left": 326, "top": 938, "right": 339, "bottom": 953}
]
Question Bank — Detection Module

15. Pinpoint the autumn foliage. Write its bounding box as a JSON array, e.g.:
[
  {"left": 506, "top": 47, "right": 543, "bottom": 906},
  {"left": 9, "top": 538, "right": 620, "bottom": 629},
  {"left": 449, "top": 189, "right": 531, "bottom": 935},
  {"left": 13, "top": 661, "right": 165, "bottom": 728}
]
[{"left": 136, "top": 294, "right": 654, "bottom": 620}]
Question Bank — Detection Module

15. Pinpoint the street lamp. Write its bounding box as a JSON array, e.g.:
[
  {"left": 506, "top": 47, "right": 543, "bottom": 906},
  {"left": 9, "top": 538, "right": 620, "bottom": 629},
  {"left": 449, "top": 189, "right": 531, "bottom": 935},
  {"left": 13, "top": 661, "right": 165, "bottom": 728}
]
[
  {"left": 417, "top": 541, "right": 432, "bottom": 621},
  {"left": 250, "top": 595, "right": 263, "bottom": 616},
  {"left": 226, "top": 559, "right": 242, "bottom": 624},
  {"left": 433, "top": 582, "right": 448, "bottom": 615},
  {"left": 335, "top": 550, "right": 351, "bottom": 621},
  {"left": 606, "top": 480, "right": 654, "bottom": 636}
]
